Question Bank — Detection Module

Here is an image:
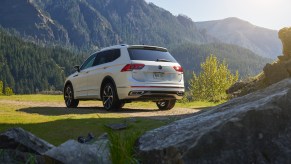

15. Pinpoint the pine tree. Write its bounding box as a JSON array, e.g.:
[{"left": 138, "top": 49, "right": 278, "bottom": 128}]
[
  {"left": 189, "top": 54, "right": 239, "bottom": 102},
  {"left": 0, "top": 80, "right": 3, "bottom": 95}
]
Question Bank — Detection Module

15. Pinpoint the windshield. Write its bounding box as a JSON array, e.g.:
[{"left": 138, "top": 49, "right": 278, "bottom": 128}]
[{"left": 128, "top": 48, "right": 177, "bottom": 62}]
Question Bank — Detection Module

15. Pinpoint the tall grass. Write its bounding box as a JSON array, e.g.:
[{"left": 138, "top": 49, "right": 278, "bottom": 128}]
[{"left": 107, "top": 130, "right": 141, "bottom": 164}]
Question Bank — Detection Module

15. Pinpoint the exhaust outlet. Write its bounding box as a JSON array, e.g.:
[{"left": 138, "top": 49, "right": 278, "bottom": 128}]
[
  {"left": 129, "top": 91, "right": 145, "bottom": 96},
  {"left": 177, "top": 91, "right": 184, "bottom": 96}
]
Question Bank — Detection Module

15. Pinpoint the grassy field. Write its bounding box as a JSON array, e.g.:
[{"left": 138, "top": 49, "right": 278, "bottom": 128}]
[
  {"left": 0, "top": 95, "right": 219, "bottom": 145},
  {"left": 0, "top": 94, "right": 219, "bottom": 162}
]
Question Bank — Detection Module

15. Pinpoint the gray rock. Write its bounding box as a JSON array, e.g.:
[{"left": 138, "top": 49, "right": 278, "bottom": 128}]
[
  {"left": 0, "top": 127, "right": 54, "bottom": 155},
  {"left": 279, "top": 27, "right": 291, "bottom": 57},
  {"left": 106, "top": 123, "right": 128, "bottom": 130},
  {"left": 226, "top": 81, "right": 248, "bottom": 94},
  {"left": 277, "top": 55, "right": 291, "bottom": 61},
  {"left": 263, "top": 62, "right": 289, "bottom": 85},
  {"left": 137, "top": 78, "right": 291, "bottom": 164},
  {"left": 44, "top": 133, "right": 111, "bottom": 164},
  {"left": 0, "top": 149, "right": 44, "bottom": 164}
]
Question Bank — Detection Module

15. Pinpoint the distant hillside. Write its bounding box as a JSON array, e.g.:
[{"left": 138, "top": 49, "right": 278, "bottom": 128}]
[
  {"left": 196, "top": 17, "right": 282, "bottom": 59},
  {"left": 170, "top": 42, "right": 272, "bottom": 83},
  {"left": 0, "top": 29, "right": 83, "bottom": 94}
]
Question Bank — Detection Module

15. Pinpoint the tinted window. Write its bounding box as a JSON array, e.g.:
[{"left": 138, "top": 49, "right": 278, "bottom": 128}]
[
  {"left": 93, "top": 49, "right": 120, "bottom": 66},
  {"left": 80, "top": 54, "right": 96, "bottom": 70},
  {"left": 128, "top": 48, "right": 177, "bottom": 62}
]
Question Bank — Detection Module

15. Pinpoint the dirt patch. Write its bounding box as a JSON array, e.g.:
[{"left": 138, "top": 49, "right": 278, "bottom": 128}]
[{"left": 0, "top": 100, "right": 202, "bottom": 120}]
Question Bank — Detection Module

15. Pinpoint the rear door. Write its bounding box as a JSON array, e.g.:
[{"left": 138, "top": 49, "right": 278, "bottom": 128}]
[
  {"left": 128, "top": 48, "right": 183, "bottom": 83},
  {"left": 86, "top": 49, "right": 121, "bottom": 98}
]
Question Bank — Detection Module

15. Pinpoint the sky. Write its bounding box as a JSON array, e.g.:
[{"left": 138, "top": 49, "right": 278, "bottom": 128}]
[{"left": 145, "top": 0, "right": 291, "bottom": 30}]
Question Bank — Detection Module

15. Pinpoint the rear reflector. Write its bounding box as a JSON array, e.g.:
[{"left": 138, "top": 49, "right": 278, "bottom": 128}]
[
  {"left": 173, "top": 66, "right": 183, "bottom": 73},
  {"left": 121, "top": 64, "right": 145, "bottom": 72}
]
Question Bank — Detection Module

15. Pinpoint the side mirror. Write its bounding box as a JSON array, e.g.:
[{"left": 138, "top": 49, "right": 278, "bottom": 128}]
[{"left": 74, "top": 65, "right": 80, "bottom": 72}]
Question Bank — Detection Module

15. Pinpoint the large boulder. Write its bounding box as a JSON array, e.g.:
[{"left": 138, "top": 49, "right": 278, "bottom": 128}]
[
  {"left": 44, "top": 133, "right": 111, "bottom": 164},
  {"left": 279, "top": 27, "right": 291, "bottom": 57},
  {"left": 263, "top": 62, "right": 290, "bottom": 85},
  {"left": 137, "top": 78, "right": 291, "bottom": 163},
  {"left": 0, "top": 149, "right": 44, "bottom": 164},
  {"left": 0, "top": 127, "right": 54, "bottom": 164},
  {"left": 0, "top": 127, "right": 54, "bottom": 154},
  {"left": 262, "top": 27, "right": 291, "bottom": 85}
]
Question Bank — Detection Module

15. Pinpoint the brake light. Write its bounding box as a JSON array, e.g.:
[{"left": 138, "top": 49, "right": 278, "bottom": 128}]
[
  {"left": 173, "top": 66, "right": 183, "bottom": 73},
  {"left": 121, "top": 64, "right": 145, "bottom": 72}
]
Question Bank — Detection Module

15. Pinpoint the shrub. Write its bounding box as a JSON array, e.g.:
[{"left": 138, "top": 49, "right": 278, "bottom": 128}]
[
  {"left": 189, "top": 54, "right": 239, "bottom": 102},
  {"left": 5, "top": 87, "right": 14, "bottom": 96}
]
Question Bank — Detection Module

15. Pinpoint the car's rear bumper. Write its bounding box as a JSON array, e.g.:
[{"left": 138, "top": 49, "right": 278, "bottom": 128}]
[{"left": 117, "top": 85, "right": 185, "bottom": 100}]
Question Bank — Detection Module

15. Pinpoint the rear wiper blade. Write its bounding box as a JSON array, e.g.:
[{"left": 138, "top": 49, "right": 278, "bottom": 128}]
[{"left": 156, "top": 59, "right": 171, "bottom": 62}]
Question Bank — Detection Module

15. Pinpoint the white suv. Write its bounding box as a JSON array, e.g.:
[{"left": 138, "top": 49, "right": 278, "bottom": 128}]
[{"left": 64, "top": 45, "right": 184, "bottom": 110}]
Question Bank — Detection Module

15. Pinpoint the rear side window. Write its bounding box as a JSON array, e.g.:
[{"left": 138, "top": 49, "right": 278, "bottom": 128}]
[
  {"left": 93, "top": 49, "right": 120, "bottom": 66},
  {"left": 128, "top": 48, "right": 177, "bottom": 62}
]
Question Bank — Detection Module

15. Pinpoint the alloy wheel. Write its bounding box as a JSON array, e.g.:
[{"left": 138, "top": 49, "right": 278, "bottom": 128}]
[
  {"left": 103, "top": 85, "right": 114, "bottom": 110},
  {"left": 65, "top": 86, "right": 73, "bottom": 107},
  {"left": 157, "top": 101, "right": 166, "bottom": 107}
]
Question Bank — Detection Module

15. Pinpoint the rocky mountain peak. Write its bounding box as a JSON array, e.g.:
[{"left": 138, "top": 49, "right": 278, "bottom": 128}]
[
  {"left": 196, "top": 17, "right": 282, "bottom": 59},
  {"left": 0, "top": 0, "right": 69, "bottom": 43}
]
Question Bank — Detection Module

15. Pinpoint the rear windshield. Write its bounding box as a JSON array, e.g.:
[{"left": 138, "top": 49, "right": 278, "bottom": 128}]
[{"left": 128, "top": 48, "right": 177, "bottom": 62}]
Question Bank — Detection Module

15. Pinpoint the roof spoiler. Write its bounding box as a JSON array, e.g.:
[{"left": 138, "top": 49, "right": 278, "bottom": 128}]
[{"left": 128, "top": 45, "right": 168, "bottom": 52}]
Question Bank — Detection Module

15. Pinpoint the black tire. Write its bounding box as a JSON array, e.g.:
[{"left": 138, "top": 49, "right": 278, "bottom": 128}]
[
  {"left": 102, "top": 82, "right": 121, "bottom": 111},
  {"left": 117, "top": 102, "right": 125, "bottom": 109},
  {"left": 156, "top": 100, "right": 176, "bottom": 110},
  {"left": 64, "top": 84, "right": 79, "bottom": 108}
]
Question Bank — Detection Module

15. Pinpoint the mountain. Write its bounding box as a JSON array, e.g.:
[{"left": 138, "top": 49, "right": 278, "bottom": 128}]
[
  {"left": 0, "top": 0, "right": 69, "bottom": 44},
  {"left": 196, "top": 17, "right": 282, "bottom": 59},
  {"left": 0, "top": 0, "right": 280, "bottom": 59},
  {"left": 0, "top": 0, "right": 214, "bottom": 49}
]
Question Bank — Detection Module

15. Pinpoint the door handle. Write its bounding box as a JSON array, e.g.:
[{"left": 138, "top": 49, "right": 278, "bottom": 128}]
[{"left": 103, "top": 66, "right": 108, "bottom": 69}]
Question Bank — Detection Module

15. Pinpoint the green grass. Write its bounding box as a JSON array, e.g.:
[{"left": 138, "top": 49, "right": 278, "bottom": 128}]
[
  {"left": 108, "top": 130, "right": 142, "bottom": 163},
  {"left": 0, "top": 94, "right": 220, "bottom": 163},
  {"left": 0, "top": 94, "right": 64, "bottom": 102}
]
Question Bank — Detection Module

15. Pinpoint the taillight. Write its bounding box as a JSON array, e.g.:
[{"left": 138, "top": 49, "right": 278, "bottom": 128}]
[
  {"left": 121, "top": 64, "right": 145, "bottom": 72},
  {"left": 173, "top": 66, "right": 183, "bottom": 73}
]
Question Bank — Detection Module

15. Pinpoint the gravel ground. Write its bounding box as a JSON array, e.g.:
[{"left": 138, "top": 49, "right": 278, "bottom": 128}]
[{"left": 0, "top": 99, "right": 201, "bottom": 120}]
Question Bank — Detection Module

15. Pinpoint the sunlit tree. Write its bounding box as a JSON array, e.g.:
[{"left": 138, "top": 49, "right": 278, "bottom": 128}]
[
  {"left": 5, "top": 87, "right": 14, "bottom": 96},
  {"left": 189, "top": 54, "right": 239, "bottom": 102}
]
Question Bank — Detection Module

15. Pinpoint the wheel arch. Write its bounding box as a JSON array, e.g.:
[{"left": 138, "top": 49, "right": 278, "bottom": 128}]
[{"left": 100, "top": 76, "right": 118, "bottom": 99}]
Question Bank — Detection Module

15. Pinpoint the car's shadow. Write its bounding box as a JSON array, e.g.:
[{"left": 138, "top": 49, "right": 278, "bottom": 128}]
[{"left": 17, "top": 106, "right": 163, "bottom": 116}]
